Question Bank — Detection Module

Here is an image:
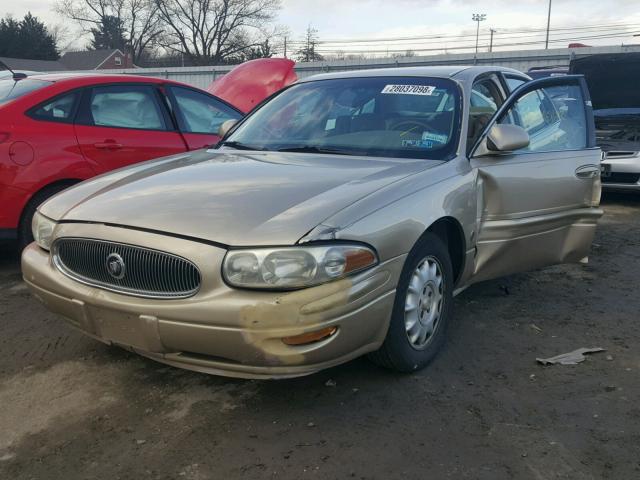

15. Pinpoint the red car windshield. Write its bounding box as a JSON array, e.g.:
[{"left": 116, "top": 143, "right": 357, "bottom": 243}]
[{"left": 0, "top": 79, "right": 52, "bottom": 105}]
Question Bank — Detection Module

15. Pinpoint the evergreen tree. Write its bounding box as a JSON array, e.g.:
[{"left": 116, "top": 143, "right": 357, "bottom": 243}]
[
  {"left": 0, "top": 13, "right": 58, "bottom": 60},
  {"left": 90, "top": 15, "right": 127, "bottom": 51},
  {"left": 0, "top": 17, "right": 21, "bottom": 58},
  {"left": 295, "top": 25, "right": 323, "bottom": 62}
]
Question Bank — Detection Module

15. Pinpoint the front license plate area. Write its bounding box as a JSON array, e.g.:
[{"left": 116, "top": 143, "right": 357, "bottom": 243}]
[{"left": 88, "top": 306, "right": 155, "bottom": 351}]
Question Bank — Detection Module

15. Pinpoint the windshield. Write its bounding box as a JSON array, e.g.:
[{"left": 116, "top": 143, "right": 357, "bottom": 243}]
[
  {"left": 224, "top": 76, "right": 461, "bottom": 160},
  {"left": 0, "top": 79, "right": 51, "bottom": 105}
]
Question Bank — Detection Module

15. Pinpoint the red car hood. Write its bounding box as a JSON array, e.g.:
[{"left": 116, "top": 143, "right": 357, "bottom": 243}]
[{"left": 208, "top": 58, "right": 297, "bottom": 113}]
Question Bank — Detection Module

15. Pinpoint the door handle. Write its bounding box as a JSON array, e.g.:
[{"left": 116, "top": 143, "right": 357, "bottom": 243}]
[
  {"left": 575, "top": 164, "right": 600, "bottom": 179},
  {"left": 94, "top": 141, "right": 123, "bottom": 150}
]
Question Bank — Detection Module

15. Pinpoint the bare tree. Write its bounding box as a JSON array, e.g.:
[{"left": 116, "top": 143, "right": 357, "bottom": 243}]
[
  {"left": 240, "top": 24, "right": 288, "bottom": 61},
  {"left": 48, "top": 24, "right": 76, "bottom": 53},
  {"left": 154, "top": 0, "right": 281, "bottom": 65},
  {"left": 294, "top": 25, "right": 323, "bottom": 63},
  {"left": 56, "top": 0, "right": 163, "bottom": 63}
]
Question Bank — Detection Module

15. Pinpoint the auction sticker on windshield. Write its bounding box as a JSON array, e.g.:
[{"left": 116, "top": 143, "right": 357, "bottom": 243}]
[{"left": 381, "top": 84, "right": 436, "bottom": 95}]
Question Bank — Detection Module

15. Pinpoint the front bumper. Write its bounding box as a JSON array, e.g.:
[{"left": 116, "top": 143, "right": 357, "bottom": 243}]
[
  {"left": 22, "top": 223, "right": 403, "bottom": 379},
  {"left": 601, "top": 152, "right": 640, "bottom": 191}
]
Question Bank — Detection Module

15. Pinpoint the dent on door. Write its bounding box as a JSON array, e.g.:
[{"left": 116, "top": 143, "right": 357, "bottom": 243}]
[
  {"left": 468, "top": 75, "right": 603, "bottom": 284},
  {"left": 470, "top": 151, "right": 603, "bottom": 284}
]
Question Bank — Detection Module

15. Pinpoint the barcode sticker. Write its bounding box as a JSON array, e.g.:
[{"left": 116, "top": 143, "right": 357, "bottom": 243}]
[{"left": 381, "top": 85, "right": 436, "bottom": 96}]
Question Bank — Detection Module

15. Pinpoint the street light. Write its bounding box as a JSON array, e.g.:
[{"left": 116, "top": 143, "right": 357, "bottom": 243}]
[
  {"left": 545, "top": 0, "right": 553, "bottom": 49},
  {"left": 472, "top": 13, "right": 487, "bottom": 57}
]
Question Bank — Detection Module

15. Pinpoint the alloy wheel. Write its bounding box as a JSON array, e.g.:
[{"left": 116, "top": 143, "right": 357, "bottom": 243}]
[{"left": 404, "top": 255, "right": 444, "bottom": 349}]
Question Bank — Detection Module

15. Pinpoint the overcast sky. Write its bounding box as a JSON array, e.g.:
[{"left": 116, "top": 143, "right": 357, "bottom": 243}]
[{"left": 2, "top": 0, "right": 640, "bottom": 54}]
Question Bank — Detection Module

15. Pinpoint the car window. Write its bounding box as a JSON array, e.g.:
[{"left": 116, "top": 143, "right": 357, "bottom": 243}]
[
  {"left": 171, "top": 86, "right": 241, "bottom": 134},
  {"left": 87, "top": 85, "right": 166, "bottom": 130},
  {"left": 29, "top": 92, "right": 79, "bottom": 122},
  {"left": 512, "top": 91, "right": 549, "bottom": 132},
  {"left": 0, "top": 79, "right": 52, "bottom": 106},
  {"left": 498, "top": 84, "right": 587, "bottom": 152},
  {"left": 505, "top": 76, "right": 527, "bottom": 91},
  {"left": 226, "top": 76, "right": 461, "bottom": 161},
  {"left": 468, "top": 80, "right": 503, "bottom": 149}
]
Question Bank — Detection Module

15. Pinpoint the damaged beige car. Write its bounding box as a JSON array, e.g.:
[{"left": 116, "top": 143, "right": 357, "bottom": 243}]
[{"left": 22, "top": 66, "right": 603, "bottom": 378}]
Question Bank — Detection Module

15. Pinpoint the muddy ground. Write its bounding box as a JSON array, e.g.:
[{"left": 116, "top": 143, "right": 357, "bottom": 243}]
[{"left": 1, "top": 193, "right": 639, "bottom": 480}]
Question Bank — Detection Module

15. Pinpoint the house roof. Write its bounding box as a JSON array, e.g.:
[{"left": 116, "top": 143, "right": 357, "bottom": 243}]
[
  {"left": 0, "top": 56, "right": 66, "bottom": 72},
  {"left": 59, "top": 49, "right": 123, "bottom": 70}
]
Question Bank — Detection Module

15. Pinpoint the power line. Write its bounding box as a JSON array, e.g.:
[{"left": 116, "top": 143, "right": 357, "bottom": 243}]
[
  {"left": 311, "top": 31, "right": 640, "bottom": 55},
  {"left": 290, "top": 26, "right": 639, "bottom": 49},
  {"left": 311, "top": 31, "right": 639, "bottom": 52},
  {"left": 298, "top": 21, "right": 640, "bottom": 45}
]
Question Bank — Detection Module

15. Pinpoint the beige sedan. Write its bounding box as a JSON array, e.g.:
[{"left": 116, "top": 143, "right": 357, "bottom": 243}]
[{"left": 22, "top": 66, "right": 602, "bottom": 378}]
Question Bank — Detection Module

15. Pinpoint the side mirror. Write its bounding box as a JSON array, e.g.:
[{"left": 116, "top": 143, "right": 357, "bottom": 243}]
[
  {"left": 218, "top": 119, "right": 238, "bottom": 138},
  {"left": 485, "top": 124, "right": 530, "bottom": 152}
]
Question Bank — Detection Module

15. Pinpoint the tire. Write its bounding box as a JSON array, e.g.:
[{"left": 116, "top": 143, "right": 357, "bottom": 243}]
[
  {"left": 18, "top": 184, "right": 73, "bottom": 251},
  {"left": 368, "top": 232, "right": 454, "bottom": 372}
]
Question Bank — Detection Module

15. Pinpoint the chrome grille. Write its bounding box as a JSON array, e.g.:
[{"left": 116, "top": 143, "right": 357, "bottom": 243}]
[{"left": 53, "top": 238, "right": 201, "bottom": 299}]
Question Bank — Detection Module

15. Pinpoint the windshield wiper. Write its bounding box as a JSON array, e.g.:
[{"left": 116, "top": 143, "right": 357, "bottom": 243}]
[
  {"left": 218, "top": 140, "right": 266, "bottom": 151},
  {"left": 277, "top": 145, "right": 356, "bottom": 155}
]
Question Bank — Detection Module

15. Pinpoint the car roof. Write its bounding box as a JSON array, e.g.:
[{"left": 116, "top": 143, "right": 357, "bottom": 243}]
[
  {"left": 21, "top": 72, "right": 172, "bottom": 85},
  {"left": 300, "top": 65, "right": 527, "bottom": 83}
]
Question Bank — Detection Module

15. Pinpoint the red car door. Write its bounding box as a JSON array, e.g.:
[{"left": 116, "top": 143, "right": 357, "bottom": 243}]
[
  {"left": 166, "top": 85, "right": 243, "bottom": 150},
  {"left": 74, "top": 84, "right": 187, "bottom": 174}
]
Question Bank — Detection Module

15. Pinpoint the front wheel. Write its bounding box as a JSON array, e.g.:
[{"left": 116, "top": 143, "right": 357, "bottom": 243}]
[{"left": 368, "top": 233, "right": 454, "bottom": 372}]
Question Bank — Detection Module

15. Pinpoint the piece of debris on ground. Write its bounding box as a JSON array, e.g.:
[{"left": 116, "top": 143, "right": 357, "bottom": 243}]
[{"left": 536, "top": 347, "right": 606, "bottom": 366}]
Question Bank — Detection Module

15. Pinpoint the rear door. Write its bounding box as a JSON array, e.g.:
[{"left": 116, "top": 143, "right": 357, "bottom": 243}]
[
  {"left": 166, "top": 85, "right": 243, "bottom": 150},
  {"left": 470, "top": 75, "right": 602, "bottom": 283},
  {"left": 74, "top": 84, "right": 187, "bottom": 174}
]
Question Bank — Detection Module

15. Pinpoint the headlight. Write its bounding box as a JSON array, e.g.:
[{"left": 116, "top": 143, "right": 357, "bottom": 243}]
[
  {"left": 223, "top": 244, "right": 378, "bottom": 289},
  {"left": 31, "top": 211, "right": 56, "bottom": 250}
]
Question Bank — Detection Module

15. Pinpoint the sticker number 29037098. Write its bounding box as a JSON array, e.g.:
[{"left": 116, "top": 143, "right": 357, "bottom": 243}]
[{"left": 381, "top": 84, "right": 436, "bottom": 95}]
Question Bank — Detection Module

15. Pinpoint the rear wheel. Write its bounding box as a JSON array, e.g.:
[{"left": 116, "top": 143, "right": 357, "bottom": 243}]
[
  {"left": 18, "top": 184, "right": 74, "bottom": 251},
  {"left": 368, "top": 233, "right": 453, "bottom": 372}
]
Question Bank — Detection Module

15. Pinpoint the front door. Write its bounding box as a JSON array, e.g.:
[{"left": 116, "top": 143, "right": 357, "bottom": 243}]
[
  {"left": 74, "top": 84, "right": 187, "bottom": 174},
  {"left": 470, "top": 76, "right": 602, "bottom": 283},
  {"left": 166, "top": 85, "right": 243, "bottom": 150}
]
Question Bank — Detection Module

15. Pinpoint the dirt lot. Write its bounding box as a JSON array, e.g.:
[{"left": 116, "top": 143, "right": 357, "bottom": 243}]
[{"left": 1, "top": 193, "right": 639, "bottom": 480}]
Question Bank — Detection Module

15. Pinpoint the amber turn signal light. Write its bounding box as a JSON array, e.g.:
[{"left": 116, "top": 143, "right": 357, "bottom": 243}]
[
  {"left": 282, "top": 326, "right": 338, "bottom": 346},
  {"left": 344, "top": 248, "right": 377, "bottom": 274}
]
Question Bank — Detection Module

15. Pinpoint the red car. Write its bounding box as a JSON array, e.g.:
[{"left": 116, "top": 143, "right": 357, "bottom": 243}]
[{"left": 1, "top": 60, "right": 296, "bottom": 249}]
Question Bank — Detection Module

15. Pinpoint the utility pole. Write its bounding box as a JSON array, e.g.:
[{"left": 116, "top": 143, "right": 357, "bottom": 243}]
[
  {"left": 489, "top": 28, "right": 496, "bottom": 52},
  {"left": 545, "top": 0, "right": 552, "bottom": 49},
  {"left": 306, "top": 30, "right": 310, "bottom": 62},
  {"left": 472, "top": 13, "right": 487, "bottom": 64},
  {"left": 284, "top": 36, "right": 287, "bottom": 59}
]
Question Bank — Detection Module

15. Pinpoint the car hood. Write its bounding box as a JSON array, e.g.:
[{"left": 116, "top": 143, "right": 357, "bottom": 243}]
[
  {"left": 208, "top": 58, "right": 297, "bottom": 113},
  {"left": 41, "top": 149, "right": 440, "bottom": 246},
  {"left": 570, "top": 53, "right": 640, "bottom": 111}
]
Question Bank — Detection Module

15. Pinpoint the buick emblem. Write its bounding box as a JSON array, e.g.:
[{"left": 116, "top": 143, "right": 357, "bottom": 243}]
[{"left": 106, "top": 253, "right": 126, "bottom": 280}]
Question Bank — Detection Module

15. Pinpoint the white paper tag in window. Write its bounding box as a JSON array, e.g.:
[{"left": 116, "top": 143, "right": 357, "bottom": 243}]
[
  {"left": 422, "top": 131, "right": 448, "bottom": 144},
  {"left": 381, "top": 85, "right": 436, "bottom": 96}
]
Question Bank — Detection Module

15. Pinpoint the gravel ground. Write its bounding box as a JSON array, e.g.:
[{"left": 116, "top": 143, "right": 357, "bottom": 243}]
[{"left": 1, "top": 193, "right": 639, "bottom": 480}]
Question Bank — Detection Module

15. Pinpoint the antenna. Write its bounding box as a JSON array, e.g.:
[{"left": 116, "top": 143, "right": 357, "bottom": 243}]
[{"left": 0, "top": 60, "right": 27, "bottom": 80}]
